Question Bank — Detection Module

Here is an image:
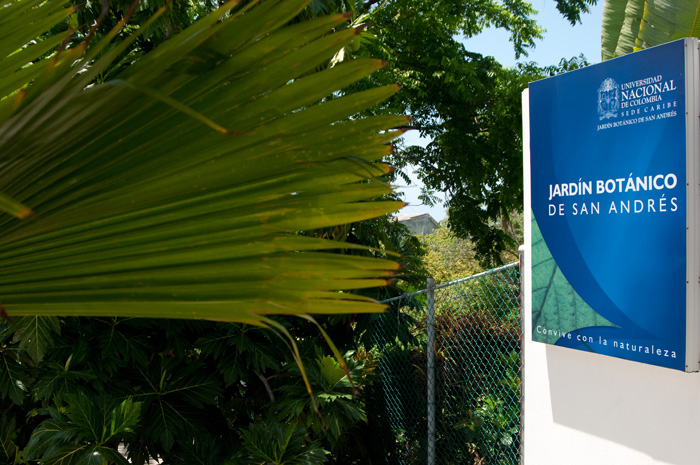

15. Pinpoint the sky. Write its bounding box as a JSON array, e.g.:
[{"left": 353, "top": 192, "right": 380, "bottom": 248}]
[{"left": 396, "top": 0, "right": 606, "bottom": 222}]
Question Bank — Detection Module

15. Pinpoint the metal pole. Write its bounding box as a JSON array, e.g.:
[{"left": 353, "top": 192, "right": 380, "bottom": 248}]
[
  {"left": 426, "top": 277, "right": 436, "bottom": 465},
  {"left": 518, "top": 246, "right": 526, "bottom": 465}
]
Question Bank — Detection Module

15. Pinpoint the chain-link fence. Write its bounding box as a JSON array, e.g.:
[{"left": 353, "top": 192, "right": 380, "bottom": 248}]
[{"left": 362, "top": 263, "right": 521, "bottom": 465}]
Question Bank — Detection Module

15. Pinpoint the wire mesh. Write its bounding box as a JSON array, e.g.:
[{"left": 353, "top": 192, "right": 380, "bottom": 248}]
[{"left": 364, "top": 263, "right": 521, "bottom": 465}]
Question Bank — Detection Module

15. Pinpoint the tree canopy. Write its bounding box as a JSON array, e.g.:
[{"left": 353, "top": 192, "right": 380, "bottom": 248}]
[{"left": 339, "top": 0, "right": 594, "bottom": 263}]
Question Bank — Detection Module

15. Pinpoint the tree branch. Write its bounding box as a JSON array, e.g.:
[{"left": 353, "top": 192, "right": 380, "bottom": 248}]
[{"left": 255, "top": 370, "right": 275, "bottom": 403}]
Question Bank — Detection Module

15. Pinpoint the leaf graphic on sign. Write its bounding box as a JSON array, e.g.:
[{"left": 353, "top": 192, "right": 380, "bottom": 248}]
[{"left": 531, "top": 215, "right": 616, "bottom": 345}]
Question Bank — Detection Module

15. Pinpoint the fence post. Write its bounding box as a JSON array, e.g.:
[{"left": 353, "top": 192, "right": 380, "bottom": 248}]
[
  {"left": 426, "top": 277, "right": 436, "bottom": 465},
  {"left": 518, "top": 246, "right": 526, "bottom": 465}
]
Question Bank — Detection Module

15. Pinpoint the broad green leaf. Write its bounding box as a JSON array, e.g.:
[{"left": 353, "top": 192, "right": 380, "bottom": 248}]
[
  {"left": 64, "top": 393, "right": 102, "bottom": 443},
  {"left": 0, "top": 352, "right": 27, "bottom": 404},
  {"left": 162, "top": 373, "right": 222, "bottom": 409},
  {"left": 0, "top": 4, "right": 74, "bottom": 60},
  {"left": 274, "top": 352, "right": 366, "bottom": 443},
  {"left": 41, "top": 445, "right": 92, "bottom": 465},
  {"left": 32, "top": 361, "right": 98, "bottom": 402},
  {"left": 196, "top": 325, "right": 282, "bottom": 386},
  {"left": 135, "top": 358, "right": 223, "bottom": 450},
  {"left": 317, "top": 355, "right": 346, "bottom": 390},
  {"left": 110, "top": 398, "right": 141, "bottom": 437},
  {"left": 142, "top": 398, "right": 185, "bottom": 452},
  {"left": 24, "top": 415, "right": 74, "bottom": 460},
  {"left": 94, "top": 446, "right": 130, "bottom": 465},
  {"left": 96, "top": 321, "right": 151, "bottom": 373},
  {"left": 28, "top": 396, "right": 139, "bottom": 462},
  {"left": 12, "top": 315, "right": 60, "bottom": 362},
  {"left": 239, "top": 422, "right": 329, "bottom": 465},
  {"left": 0, "top": 415, "right": 16, "bottom": 462}
]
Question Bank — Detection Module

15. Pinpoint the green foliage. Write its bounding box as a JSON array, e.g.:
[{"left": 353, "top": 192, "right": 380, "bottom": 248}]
[
  {"left": 1, "top": 317, "right": 373, "bottom": 464},
  {"left": 49, "top": 0, "right": 221, "bottom": 83},
  {"left": 601, "top": 0, "right": 697, "bottom": 60},
  {"left": 0, "top": 7, "right": 406, "bottom": 452},
  {"left": 348, "top": 12, "right": 564, "bottom": 262},
  {"left": 0, "top": 414, "right": 20, "bottom": 463},
  {"left": 423, "top": 225, "right": 484, "bottom": 284},
  {"left": 554, "top": 0, "right": 598, "bottom": 25},
  {"left": 422, "top": 210, "right": 523, "bottom": 283},
  {"left": 0, "top": 348, "right": 29, "bottom": 406},
  {"left": 432, "top": 305, "right": 520, "bottom": 464},
  {"left": 311, "top": 0, "right": 595, "bottom": 263},
  {"left": 354, "top": 0, "right": 540, "bottom": 261},
  {"left": 275, "top": 351, "right": 367, "bottom": 448},
  {"left": 361, "top": 340, "right": 426, "bottom": 464},
  {"left": 12, "top": 316, "right": 61, "bottom": 364},
  {"left": 24, "top": 395, "right": 140, "bottom": 464},
  {"left": 457, "top": 351, "right": 520, "bottom": 465},
  {"left": 237, "top": 422, "right": 329, "bottom": 465}
]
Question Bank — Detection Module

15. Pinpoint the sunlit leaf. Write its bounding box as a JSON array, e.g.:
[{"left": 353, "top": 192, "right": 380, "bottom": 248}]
[{"left": 601, "top": 0, "right": 700, "bottom": 60}]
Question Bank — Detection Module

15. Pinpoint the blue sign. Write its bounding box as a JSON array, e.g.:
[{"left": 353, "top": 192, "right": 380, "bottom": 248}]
[{"left": 529, "top": 39, "right": 690, "bottom": 370}]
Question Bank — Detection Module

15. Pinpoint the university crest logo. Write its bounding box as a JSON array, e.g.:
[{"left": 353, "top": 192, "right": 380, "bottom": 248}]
[{"left": 597, "top": 78, "right": 620, "bottom": 120}]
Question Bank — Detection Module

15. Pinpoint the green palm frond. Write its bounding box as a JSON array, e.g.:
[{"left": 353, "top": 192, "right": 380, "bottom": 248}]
[
  {"left": 0, "top": 0, "right": 408, "bottom": 322},
  {"left": 601, "top": 0, "right": 700, "bottom": 60}
]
